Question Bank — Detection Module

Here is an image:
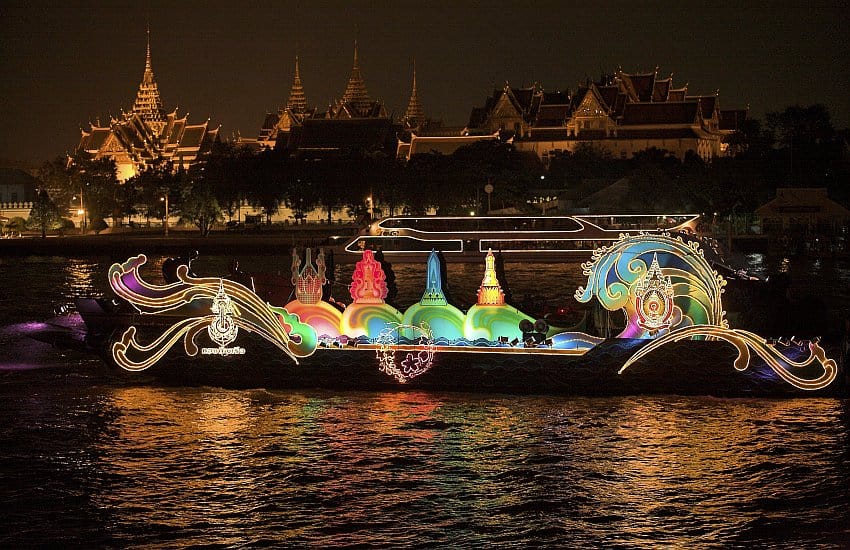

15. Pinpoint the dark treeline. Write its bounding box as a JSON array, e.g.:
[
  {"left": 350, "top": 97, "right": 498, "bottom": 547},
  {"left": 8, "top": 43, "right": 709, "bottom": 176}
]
[{"left": 30, "top": 104, "right": 849, "bottom": 236}]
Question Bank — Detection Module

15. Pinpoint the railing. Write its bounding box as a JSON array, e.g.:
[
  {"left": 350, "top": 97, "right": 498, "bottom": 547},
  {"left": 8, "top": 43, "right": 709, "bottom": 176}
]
[{"left": 0, "top": 201, "right": 34, "bottom": 211}]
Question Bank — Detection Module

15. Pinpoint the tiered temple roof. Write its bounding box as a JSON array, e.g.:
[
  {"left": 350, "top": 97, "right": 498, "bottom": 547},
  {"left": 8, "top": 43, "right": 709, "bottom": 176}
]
[
  {"left": 340, "top": 42, "right": 372, "bottom": 114},
  {"left": 77, "top": 30, "right": 218, "bottom": 180}
]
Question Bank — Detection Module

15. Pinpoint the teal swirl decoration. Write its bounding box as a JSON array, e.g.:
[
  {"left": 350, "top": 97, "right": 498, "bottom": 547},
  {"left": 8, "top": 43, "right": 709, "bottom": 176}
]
[
  {"left": 619, "top": 325, "right": 838, "bottom": 391},
  {"left": 575, "top": 233, "right": 726, "bottom": 339},
  {"left": 108, "top": 255, "right": 317, "bottom": 371}
]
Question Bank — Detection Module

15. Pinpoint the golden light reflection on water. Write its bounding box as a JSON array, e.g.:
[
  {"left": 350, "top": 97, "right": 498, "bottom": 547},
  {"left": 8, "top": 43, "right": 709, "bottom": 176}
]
[
  {"left": 86, "top": 387, "right": 849, "bottom": 546},
  {"left": 62, "top": 258, "right": 103, "bottom": 298}
]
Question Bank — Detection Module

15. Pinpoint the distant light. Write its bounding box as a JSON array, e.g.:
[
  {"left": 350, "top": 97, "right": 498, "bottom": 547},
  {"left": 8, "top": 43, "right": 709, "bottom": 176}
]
[
  {"left": 469, "top": 211, "right": 476, "bottom": 216},
  {"left": 540, "top": 175, "right": 545, "bottom": 180}
]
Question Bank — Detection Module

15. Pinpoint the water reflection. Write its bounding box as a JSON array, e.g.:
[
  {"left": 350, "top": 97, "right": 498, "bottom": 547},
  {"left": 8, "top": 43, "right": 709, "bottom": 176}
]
[{"left": 63, "top": 389, "right": 845, "bottom": 546}]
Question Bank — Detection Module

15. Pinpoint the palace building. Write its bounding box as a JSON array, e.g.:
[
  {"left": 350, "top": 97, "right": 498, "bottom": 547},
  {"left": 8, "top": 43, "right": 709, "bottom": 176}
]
[
  {"left": 465, "top": 69, "right": 747, "bottom": 163},
  {"left": 76, "top": 31, "right": 219, "bottom": 181}
]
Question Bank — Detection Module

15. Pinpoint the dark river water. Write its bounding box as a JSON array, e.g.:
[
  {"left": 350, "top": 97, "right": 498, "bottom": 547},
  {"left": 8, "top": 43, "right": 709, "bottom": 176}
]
[{"left": 1, "top": 252, "right": 849, "bottom": 547}]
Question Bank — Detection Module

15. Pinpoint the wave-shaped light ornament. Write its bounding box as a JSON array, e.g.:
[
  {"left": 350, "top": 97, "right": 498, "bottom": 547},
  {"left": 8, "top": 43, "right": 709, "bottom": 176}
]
[
  {"left": 340, "top": 249, "right": 403, "bottom": 338},
  {"left": 576, "top": 233, "right": 837, "bottom": 390},
  {"left": 108, "top": 255, "right": 317, "bottom": 371}
]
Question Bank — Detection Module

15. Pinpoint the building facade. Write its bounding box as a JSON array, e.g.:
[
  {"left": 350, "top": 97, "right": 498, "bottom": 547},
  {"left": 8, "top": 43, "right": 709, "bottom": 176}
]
[{"left": 466, "top": 70, "right": 747, "bottom": 163}]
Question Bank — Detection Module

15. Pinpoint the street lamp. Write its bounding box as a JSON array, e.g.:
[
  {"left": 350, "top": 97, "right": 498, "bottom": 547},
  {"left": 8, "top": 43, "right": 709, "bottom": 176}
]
[
  {"left": 160, "top": 194, "right": 169, "bottom": 236},
  {"left": 366, "top": 195, "right": 373, "bottom": 220},
  {"left": 72, "top": 191, "right": 85, "bottom": 234},
  {"left": 484, "top": 183, "right": 494, "bottom": 214}
]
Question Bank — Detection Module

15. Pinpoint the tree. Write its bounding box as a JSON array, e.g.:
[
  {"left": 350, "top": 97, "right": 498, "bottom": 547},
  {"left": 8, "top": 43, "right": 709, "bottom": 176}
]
[
  {"left": 766, "top": 104, "right": 835, "bottom": 186},
  {"left": 179, "top": 174, "right": 221, "bottom": 236},
  {"left": 69, "top": 154, "right": 120, "bottom": 228},
  {"left": 38, "top": 156, "right": 75, "bottom": 216},
  {"left": 29, "top": 188, "right": 61, "bottom": 239},
  {"left": 125, "top": 160, "right": 175, "bottom": 222},
  {"left": 246, "top": 148, "right": 288, "bottom": 224},
  {"left": 202, "top": 142, "right": 245, "bottom": 221}
]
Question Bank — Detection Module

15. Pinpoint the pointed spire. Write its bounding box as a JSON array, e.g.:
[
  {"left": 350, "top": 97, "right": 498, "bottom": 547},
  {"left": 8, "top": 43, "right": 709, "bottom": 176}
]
[
  {"left": 341, "top": 40, "right": 372, "bottom": 114},
  {"left": 143, "top": 24, "right": 153, "bottom": 84},
  {"left": 286, "top": 55, "right": 308, "bottom": 113},
  {"left": 131, "top": 25, "right": 166, "bottom": 129},
  {"left": 476, "top": 249, "right": 505, "bottom": 306},
  {"left": 403, "top": 59, "right": 426, "bottom": 126},
  {"left": 420, "top": 250, "right": 447, "bottom": 306}
]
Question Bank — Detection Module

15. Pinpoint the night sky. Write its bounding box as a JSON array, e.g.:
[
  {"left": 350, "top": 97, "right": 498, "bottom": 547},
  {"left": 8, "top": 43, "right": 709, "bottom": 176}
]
[{"left": 2, "top": 1, "right": 848, "bottom": 165}]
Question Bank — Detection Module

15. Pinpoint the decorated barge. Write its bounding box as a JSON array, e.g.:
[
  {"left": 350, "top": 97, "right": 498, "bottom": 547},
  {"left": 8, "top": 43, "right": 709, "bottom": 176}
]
[{"left": 73, "top": 233, "right": 842, "bottom": 396}]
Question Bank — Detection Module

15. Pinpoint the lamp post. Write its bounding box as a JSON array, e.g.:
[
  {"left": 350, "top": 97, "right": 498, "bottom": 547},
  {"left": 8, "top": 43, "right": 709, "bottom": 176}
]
[
  {"left": 72, "top": 191, "right": 85, "bottom": 234},
  {"left": 484, "top": 183, "right": 494, "bottom": 214},
  {"left": 160, "top": 193, "right": 169, "bottom": 236}
]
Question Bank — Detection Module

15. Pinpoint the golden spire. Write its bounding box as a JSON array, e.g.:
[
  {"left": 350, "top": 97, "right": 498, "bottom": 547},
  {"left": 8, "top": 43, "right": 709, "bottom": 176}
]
[
  {"left": 341, "top": 40, "right": 372, "bottom": 113},
  {"left": 403, "top": 60, "right": 426, "bottom": 126},
  {"left": 476, "top": 250, "right": 505, "bottom": 306},
  {"left": 131, "top": 25, "right": 166, "bottom": 127},
  {"left": 286, "top": 55, "right": 308, "bottom": 113}
]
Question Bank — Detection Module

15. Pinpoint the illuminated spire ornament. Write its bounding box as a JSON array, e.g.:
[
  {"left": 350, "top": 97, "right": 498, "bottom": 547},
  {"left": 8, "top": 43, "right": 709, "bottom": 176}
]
[
  {"left": 291, "top": 248, "right": 326, "bottom": 304},
  {"left": 420, "top": 249, "right": 447, "bottom": 306},
  {"left": 476, "top": 249, "right": 505, "bottom": 305},
  {"left": 350, "top": 249, "right": 388, "bottom": 304}
]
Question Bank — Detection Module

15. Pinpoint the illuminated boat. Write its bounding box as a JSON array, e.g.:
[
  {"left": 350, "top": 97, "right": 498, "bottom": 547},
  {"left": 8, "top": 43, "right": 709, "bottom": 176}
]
[
  {"left": 341, "top": 213, "right": 702, "bottom": 262},
  {"left": 68, "top": 233, "right": 843, "bottom": 396}
]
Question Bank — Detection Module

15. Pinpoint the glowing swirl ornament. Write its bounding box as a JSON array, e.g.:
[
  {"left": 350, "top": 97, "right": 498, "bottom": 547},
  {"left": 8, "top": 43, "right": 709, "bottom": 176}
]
[
  {"left": 576, "top": 233, "right": 838, "bottom": 391},
  {"left": 107, "top": 254, "right": 317, "bottom": 371},
  {"left": 374, "top": 323, "right": 437, "bottom": 383}
]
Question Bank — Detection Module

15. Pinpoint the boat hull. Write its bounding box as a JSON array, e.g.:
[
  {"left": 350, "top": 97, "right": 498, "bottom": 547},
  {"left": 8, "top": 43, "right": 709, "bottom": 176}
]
[{"left": 90, "top": 331, "right": 845, "bottom": 397}]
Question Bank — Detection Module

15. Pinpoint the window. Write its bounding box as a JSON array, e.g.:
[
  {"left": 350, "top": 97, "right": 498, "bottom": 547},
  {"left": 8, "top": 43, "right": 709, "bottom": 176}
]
[{"left": 11, "top": 192, "right": 18, "bottom": 202}]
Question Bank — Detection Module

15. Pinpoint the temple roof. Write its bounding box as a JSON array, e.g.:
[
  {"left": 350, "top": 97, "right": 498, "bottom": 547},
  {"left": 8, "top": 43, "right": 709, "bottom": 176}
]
[
  {"left": 534, "top": 104, "right": 570, "bottom": 127},
  {"left": 292, "top": 117, "right": 395, "bottom": 153},
  {"left": 402, "top": 133, "right": 499, "bottom": 158},
  {"left": 688, "top": 95, "right": 717, "bottom": 120},
  {"left": 620, "top": 102, "right": 700, "bottom": 125},
  {"left": 652, "top": 78, "right": 672, "bottom": 102},
  {"left": 668, "top": 87, "right": 688, "bottom": 101},
  {"left": 596, "top": 85, "right": 620, "bottom": 111},
  {"left": 618, "top": 71, "right": 657, "bottom": 102}
]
